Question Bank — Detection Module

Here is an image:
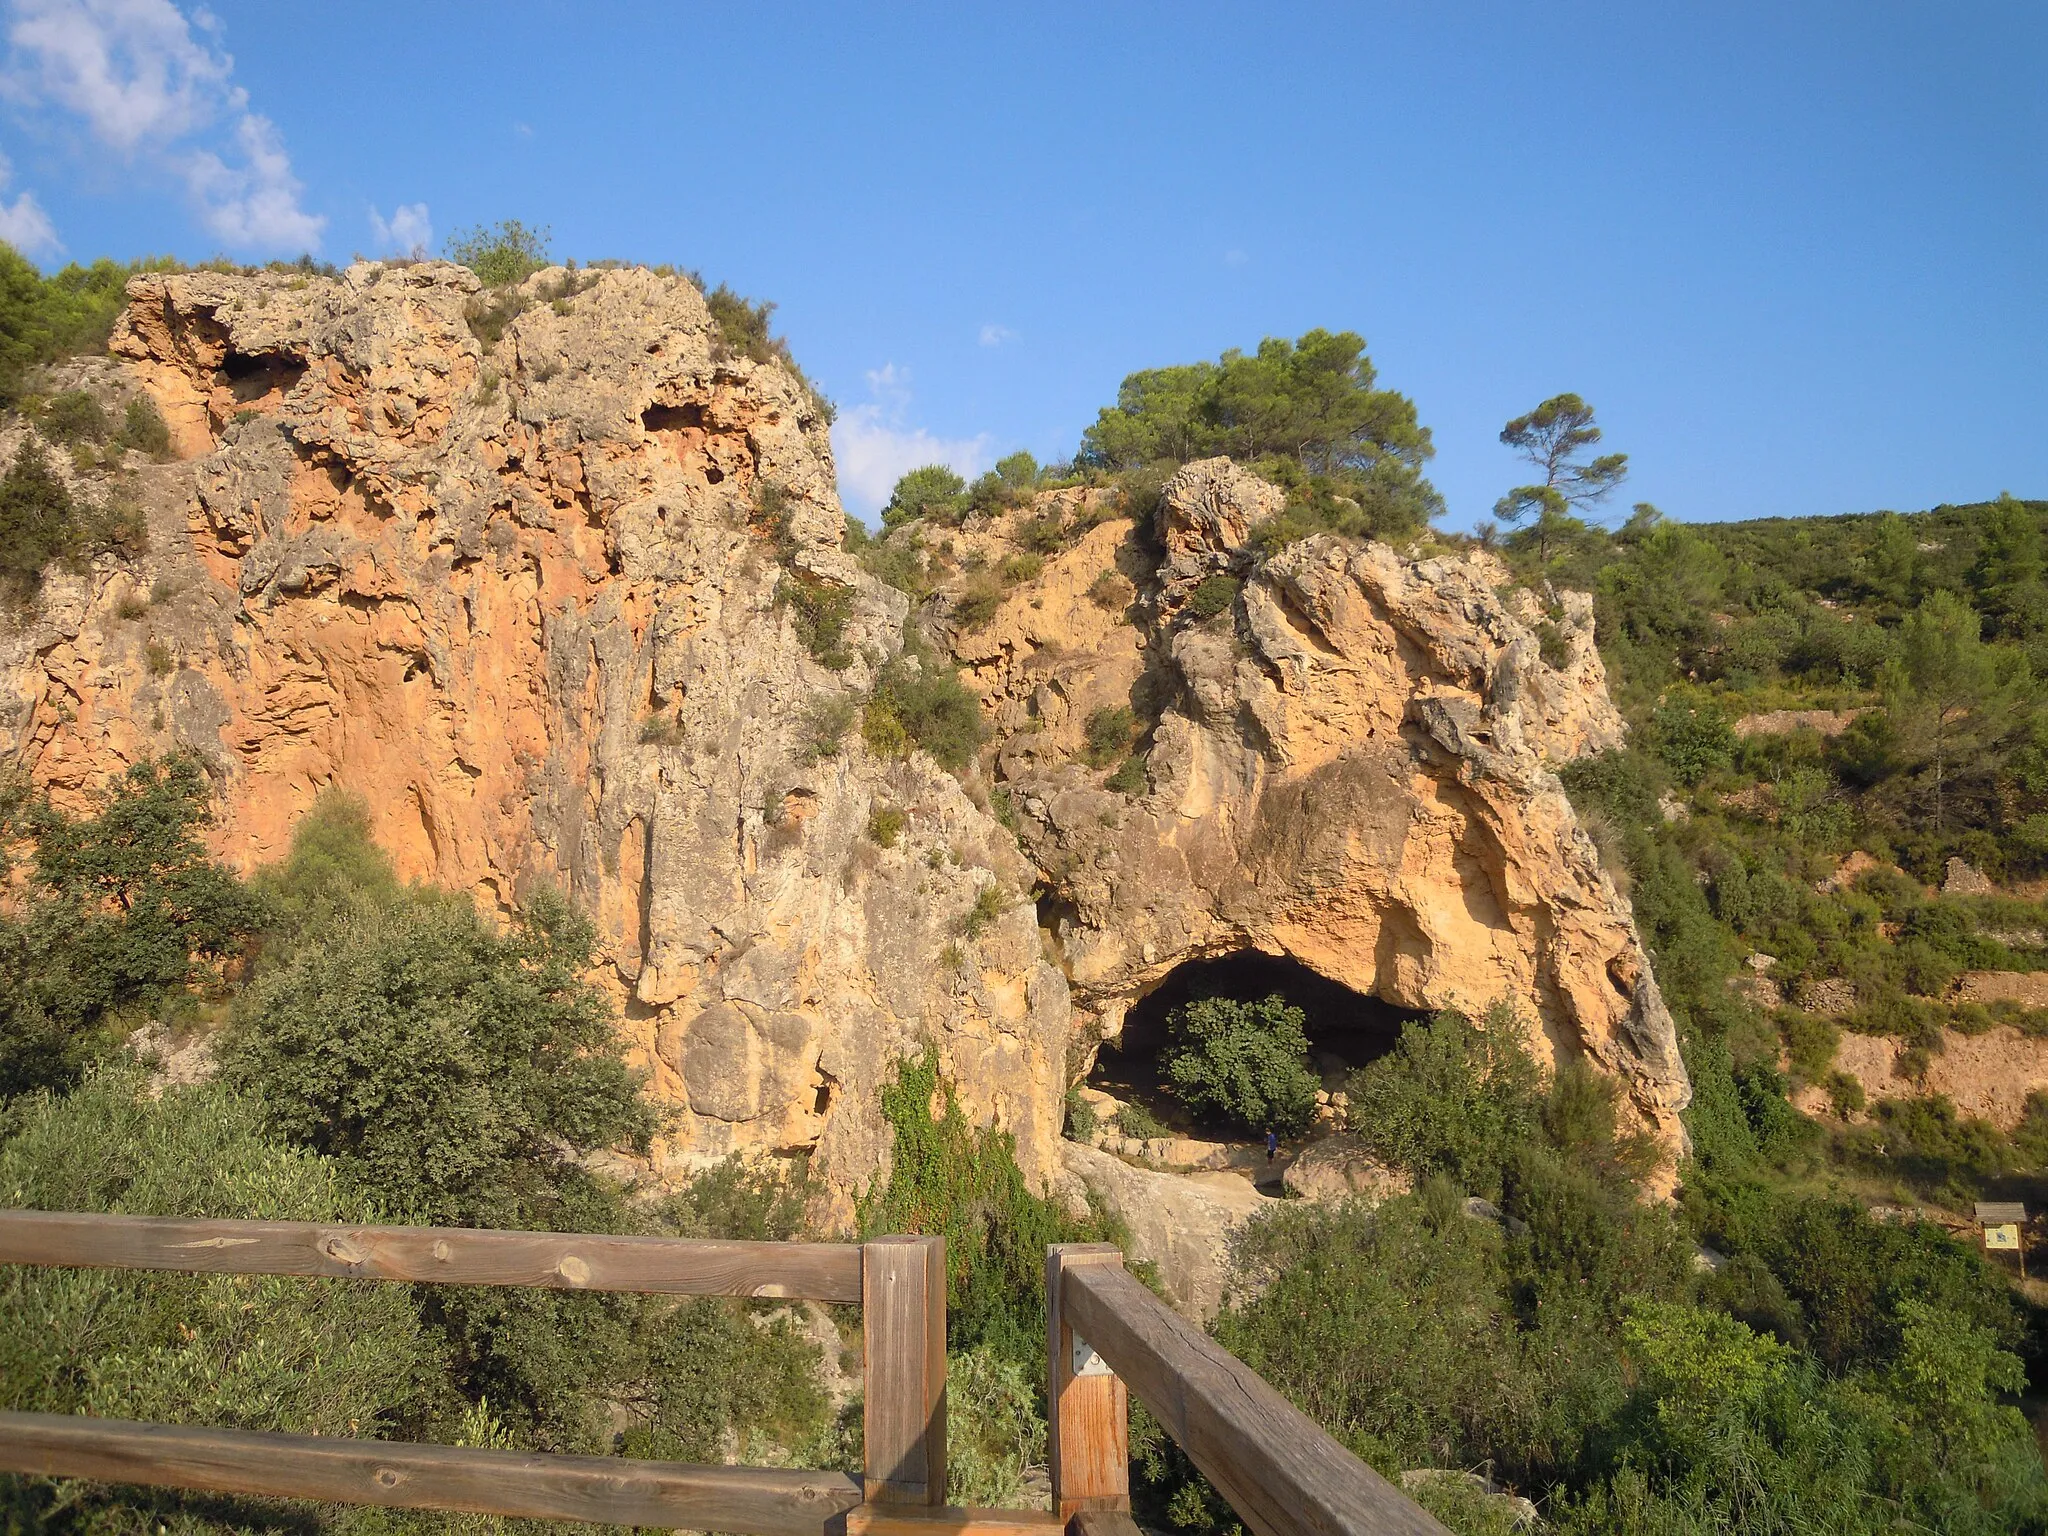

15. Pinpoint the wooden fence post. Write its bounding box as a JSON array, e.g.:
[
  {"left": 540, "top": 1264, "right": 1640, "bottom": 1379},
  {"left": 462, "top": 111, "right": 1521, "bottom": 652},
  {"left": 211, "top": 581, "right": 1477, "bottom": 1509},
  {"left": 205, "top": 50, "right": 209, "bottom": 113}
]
[
  {"left": 1047, "top": 1243, "right": 1130, "bottom": 1521},
  {"left": 862, "top": 1236, "right": 947, "bottom": 1505}
]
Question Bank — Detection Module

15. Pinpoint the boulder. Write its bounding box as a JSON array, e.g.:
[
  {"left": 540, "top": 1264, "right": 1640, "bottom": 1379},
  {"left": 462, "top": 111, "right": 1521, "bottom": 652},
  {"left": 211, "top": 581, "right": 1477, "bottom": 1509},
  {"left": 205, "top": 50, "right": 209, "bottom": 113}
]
[
  {"left": 1281, "top": 1135, "right": 1412, "bottom": 1206},
  {"left": 1060, "top": 1142, "right": 1269, "bottom": 1319}
]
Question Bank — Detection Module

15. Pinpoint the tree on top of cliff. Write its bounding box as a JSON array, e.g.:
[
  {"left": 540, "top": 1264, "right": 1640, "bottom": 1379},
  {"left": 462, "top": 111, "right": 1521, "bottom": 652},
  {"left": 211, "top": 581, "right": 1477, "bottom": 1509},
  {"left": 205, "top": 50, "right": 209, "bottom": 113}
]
[
  {"left": 1493, "top": 393, "right": 1629, "bottom": 565},
  {"left": 1079, "top": 329, "right": 1441, "bottom": 543}
]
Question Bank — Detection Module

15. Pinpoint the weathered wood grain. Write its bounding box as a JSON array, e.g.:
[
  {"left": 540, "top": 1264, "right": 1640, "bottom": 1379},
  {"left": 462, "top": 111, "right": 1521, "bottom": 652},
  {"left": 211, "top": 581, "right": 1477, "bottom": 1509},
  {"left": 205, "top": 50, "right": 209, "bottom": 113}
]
[
  {"left": 1066, "top": 1510, "right": 1144, "bottom": 1536},
  {"left": 1045, "top": 1245, "right": 1129, "bottom": 1520},
  {"left": 843, "top": 1505, "right": 1062, "bottom": 1536},
  {"left": 0, "top": 1412, "right": 862, "bottom": 1536},
  {"left": 862, "top": 1235, "right": 948, "bottom": 1505},
  {"left": 0, "top": 1210, "right": 862, "bottom": 1301},
  {"left": 1060, "top": 1262, "right": 1450, "bottom": 1536}
]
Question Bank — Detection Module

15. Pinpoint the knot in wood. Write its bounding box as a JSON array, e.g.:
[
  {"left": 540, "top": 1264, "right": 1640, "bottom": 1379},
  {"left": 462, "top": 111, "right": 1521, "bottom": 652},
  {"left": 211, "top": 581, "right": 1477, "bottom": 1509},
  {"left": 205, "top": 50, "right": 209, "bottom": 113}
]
[{"left": 556, "top": 1254, "right": 592, "bottom": 1286}]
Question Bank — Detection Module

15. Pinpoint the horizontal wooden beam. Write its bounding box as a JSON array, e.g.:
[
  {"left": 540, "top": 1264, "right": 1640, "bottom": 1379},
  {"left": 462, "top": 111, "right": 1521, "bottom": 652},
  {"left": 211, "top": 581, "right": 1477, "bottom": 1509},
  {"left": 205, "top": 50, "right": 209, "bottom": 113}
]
[
  {"left": 1059, "top": 1262, "right": 1449, "bottom": 1536},
  {"left": 844, "top": 1506, "right": 1062, "bottom": 1536},
  {"left": 1066, "top": 1511, "right": 1144, "bottom": 1536},
  {"left": 0, "top": 1412, "right": 862, "bottom": 1536},
  {"left": 0, "top": 1210, "right": 862, "bottom": 1302}
]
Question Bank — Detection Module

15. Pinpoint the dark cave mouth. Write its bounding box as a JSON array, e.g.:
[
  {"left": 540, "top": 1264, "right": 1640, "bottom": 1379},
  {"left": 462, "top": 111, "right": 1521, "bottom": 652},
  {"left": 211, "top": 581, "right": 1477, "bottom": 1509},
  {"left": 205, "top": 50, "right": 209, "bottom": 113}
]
[{"left": 1088, "top": 950, "right": 1422, "bottom": 1120}]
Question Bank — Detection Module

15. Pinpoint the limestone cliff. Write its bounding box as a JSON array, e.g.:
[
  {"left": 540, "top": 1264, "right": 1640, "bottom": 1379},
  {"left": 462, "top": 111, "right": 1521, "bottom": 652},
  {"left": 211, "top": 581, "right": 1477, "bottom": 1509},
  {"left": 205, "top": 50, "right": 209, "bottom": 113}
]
[
  {"left": 1, "top": 265, "right": 1689, "bottom": 1211},
  {"left": 922, "top": 459, "right": 1690, "bottom": 1154}
]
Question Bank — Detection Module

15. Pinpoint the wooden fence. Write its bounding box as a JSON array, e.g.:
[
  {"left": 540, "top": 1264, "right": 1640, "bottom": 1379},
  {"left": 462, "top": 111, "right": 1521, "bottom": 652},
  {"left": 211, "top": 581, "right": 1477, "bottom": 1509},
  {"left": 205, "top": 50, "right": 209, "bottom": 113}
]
[{"left": 0, "top": 1210, "right": 1448, "bottom": 1536}]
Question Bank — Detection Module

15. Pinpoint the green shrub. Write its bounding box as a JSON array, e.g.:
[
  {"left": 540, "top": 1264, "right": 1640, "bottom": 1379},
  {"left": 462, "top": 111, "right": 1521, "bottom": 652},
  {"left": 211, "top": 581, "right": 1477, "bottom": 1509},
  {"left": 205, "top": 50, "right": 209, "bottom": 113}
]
[
  {"left": 883, "top": 464, "right": 968, "bottom": 529},
  {"left": 946, "top": 1347, "right": 1046, "bottom": 1507},
  {"left": 39, "top": 388, "right": 107, "bottom": 443},
  {"left": 867, "top": 649, "right": 983, "bottom": 771},
  {"left": 1106, "top": 754, "right": 1148, "bottom": 795},
  {"left": 867, "top": 805, "right": 906, "bottom": 848},
  {"left": 801, "top": 692, "right": 857, "bottom": 761},
  {"left": 1115, "top": 1099, "right": 1170, "bottom": 1140},
  {"left": 445, "top": 220, "right": 552, "bottom": 287},
  {"left": 1160, "top": 993, "right": 1319, "bottom": 1136},
  {"left": 463, "top": 289, "right": 532, "bottom": 347},
  {"left": 225, "top": 882, "right": 654, "bottom": 1229},
  {"left": 1018, "top": 508, "right": 1066, "bottom": 554},
  {"left": 1345, "top": 1005, "right": 1543, "bottom": 1200},
  {"left": 0, "top": 438, "right": 77, "bottom": 601},
  {"left": 1647, "top": 691, "right": 1736, "bottom": 785},
  {"left": 999, "top": 552, "right": 1043, "bottom": 583},
  {"left": 0, "top": 1070, "right": 445, "bottom": 1447},
  {"left": 639, "top": 712, "right": 684, "bottom": 746},
  {"left": 0, "top": 757, "right": 262, "bottom": 1102},
  {"left": 961, "top": 882, "right": 1008, "bottom": 938},
  {"left": 115, "top": 394, "right": 171, "bottom": 458},
  {"left": 1187, "top": 573, "right": 1239, "bottom": 620},
  {"left": 859, "top": 1049, "right": 1117, "bottom": 1377},
  {"left": 1082, "top": 705, "right": 1138, "bottom": 767},
  {"left": 778, "top": 571, "right": 856, "bottom": 668},
  {"left": 1532, "top": 618, "right": 1571, "bottom": 669},
  {"left": 1063, "top": 1087, "right": 1098, "bottom": 1139},
  {"left": 953, "top": 573, "right": 1005, "bottom": 629},
  {"left": 144, "top": 639, "right": 173, "bottom": 675}
]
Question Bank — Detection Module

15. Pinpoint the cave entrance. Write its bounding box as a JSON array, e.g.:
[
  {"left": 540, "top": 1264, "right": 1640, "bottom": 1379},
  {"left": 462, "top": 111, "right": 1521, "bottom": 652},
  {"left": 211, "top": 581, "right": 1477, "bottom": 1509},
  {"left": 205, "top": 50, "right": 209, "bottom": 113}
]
[{"left": 1089, "top": 950, "right": 1419, "bottom": 1124}]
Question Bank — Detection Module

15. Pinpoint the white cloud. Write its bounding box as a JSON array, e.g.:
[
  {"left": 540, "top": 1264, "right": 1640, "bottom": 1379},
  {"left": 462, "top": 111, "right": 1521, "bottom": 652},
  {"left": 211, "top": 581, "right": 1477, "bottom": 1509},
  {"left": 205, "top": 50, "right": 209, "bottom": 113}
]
[
  {"left": 5, "top": 0, "right": 324, "bottom": 253},
  {"left": 0, "top": 149, "right": 58, "bottom": 255},
  {"left": 830, "top": 363, "right": 991, "bottom": 516},
  {"left": 183, "top": 111, "right": 320, "bottom": 249},
  {"left": 978, "top": 322, "right": 1015, "bottom": 347},
  {"left": 368, "top": 200, "right": 432, "bottom": 257},
  {"left": 1223, "top": 247, "right": 1249, "bottom": 267}
]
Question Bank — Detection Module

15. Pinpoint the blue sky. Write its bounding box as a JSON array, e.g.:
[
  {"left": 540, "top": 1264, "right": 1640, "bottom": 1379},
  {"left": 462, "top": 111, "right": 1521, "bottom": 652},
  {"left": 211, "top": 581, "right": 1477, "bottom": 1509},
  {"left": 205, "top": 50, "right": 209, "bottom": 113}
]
[{"left": 1, "top": 2, "right": 2041, "bottom": 527}]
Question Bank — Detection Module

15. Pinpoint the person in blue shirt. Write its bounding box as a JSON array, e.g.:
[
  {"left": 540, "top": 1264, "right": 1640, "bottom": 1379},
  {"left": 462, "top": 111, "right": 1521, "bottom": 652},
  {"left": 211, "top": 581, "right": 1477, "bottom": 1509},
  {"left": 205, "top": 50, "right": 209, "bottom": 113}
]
[{"left": 1265, "top": 1129, "right": 1278, "bottom": 1164}]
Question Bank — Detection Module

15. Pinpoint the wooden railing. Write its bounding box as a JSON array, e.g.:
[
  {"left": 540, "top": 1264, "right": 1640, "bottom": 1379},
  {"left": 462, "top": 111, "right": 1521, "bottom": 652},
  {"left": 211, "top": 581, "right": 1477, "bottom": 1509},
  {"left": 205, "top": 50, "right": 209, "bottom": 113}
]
[{"left": 0, "top": 1211, "right": 1448, "bottom": 1536}]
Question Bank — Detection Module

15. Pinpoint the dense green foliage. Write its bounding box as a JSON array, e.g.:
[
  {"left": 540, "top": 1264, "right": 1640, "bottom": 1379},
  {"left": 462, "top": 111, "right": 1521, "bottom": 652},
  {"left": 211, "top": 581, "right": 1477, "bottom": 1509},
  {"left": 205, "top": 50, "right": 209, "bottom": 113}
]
[
  {"left": 0, "top": 436, "right": 146, "bottom": 602},
  {"left": 1158, "top": 994, "right": 1320, "bottom": 1136},
  {"left": 0, "top": 758, "right": 262, "bottom": 1100},
  {"left": 0, "top": 243, "right": 179, "bottom": 407},
  {"left": 1079, "top": 329, "right": 1441, "bottom": 543},
  {"left": 862, "top": 642, "right": 985, "bottom": 771},
  {"left": 861, "top": 1049, "right": 1116, "bottom": 1377},
  {"left": 0, "top": 775, "right": 841, "bottom": 1531},
  {"left": 1127, "top": 1010, "right": 2047, "bottom": 1535}
]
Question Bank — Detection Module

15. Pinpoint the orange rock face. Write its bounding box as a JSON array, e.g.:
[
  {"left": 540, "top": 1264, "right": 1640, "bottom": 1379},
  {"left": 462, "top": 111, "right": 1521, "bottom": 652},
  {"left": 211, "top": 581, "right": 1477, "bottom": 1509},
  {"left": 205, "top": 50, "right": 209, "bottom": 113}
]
[{"left": 4, "top": 277, "right": 1689, "bottom": 1206}]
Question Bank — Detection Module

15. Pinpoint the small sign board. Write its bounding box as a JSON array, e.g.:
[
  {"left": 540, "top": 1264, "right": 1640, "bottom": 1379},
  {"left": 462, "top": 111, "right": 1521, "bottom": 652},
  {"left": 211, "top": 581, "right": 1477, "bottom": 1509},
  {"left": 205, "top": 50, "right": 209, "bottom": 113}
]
[{"left": 1986, "top": 1223, "right": 2022, "bottom": 1251}]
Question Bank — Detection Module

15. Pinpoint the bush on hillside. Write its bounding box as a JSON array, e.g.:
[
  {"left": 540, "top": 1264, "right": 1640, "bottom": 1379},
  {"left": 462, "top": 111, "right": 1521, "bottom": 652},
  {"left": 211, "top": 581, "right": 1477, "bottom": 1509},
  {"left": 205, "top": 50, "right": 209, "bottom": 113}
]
[
  {"left": 0, "top": 757, "right": 262, "bottom": 1102},
  {"left": 225, "top": 882, "right": 654, "bottom": 1230},
  {"left": 445, "top": 220, "right": 552, "bottom": 287},
  {"left": 859, "top": 1049, "right": 1118, "bottom": 1378},
  {"left": 1345, "top": 1005, "right": 1544, "bottom": 1201},
  {"left": 1159, "top": 992, "right": 1319, "bottom": 1136},
  {"left": 864, "top": 647, "right": 983, "bottom": 771},
  {"left": 883, "top": 464, "right": 969, "bottom": 529}
]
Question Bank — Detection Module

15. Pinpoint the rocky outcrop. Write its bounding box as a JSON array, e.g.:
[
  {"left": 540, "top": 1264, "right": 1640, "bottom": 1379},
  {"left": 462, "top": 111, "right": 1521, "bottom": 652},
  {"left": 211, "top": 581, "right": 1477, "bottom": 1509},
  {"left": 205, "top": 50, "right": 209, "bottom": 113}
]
[
  {"left": 1058, "top": 1142, "right": 1268, "bottom": 1318},
  {"left": 5, "top": 270, "right": 1691, "bottom": 1211},
  {"left": 934, "top": 459, "right": 1691, "bottom": 1165},
  {"left": 1282, "top": 1135, "right": 1412, "bottom": 1205},
  {"left": 3, "top": 263, "right": 1062, "bottom": 1222}
]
